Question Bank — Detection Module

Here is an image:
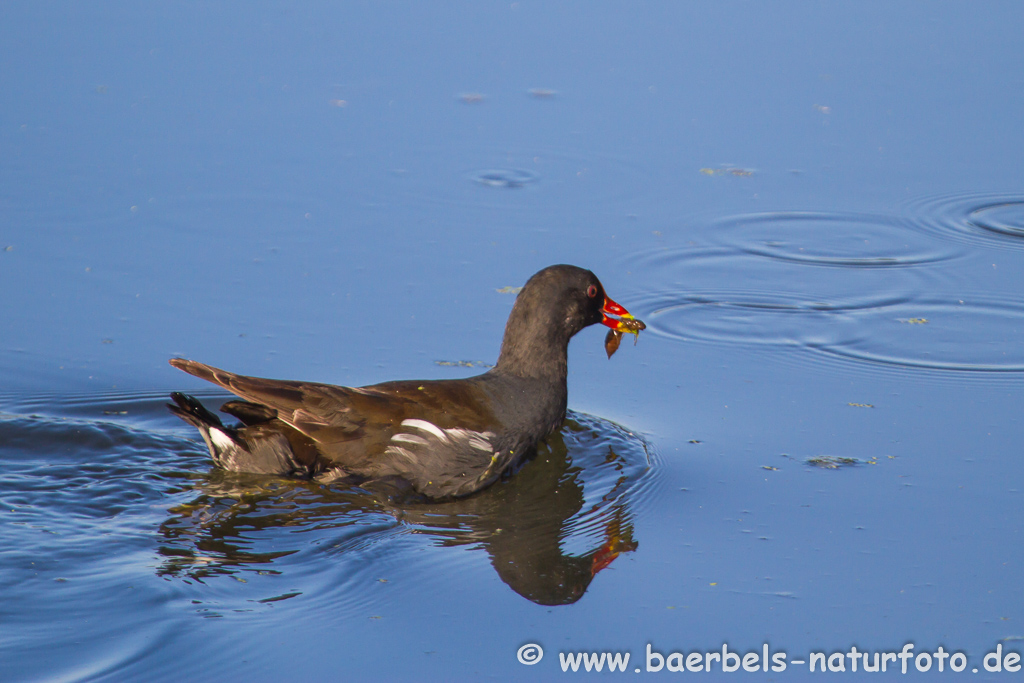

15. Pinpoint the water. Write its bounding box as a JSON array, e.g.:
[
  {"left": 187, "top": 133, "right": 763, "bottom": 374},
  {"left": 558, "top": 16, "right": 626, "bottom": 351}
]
[{"left": 2, "top": 2, "right": 1023, "bottom": 680}]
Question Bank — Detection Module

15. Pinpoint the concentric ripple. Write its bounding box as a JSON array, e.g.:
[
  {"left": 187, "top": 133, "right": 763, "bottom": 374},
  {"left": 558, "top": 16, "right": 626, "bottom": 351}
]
[
  {"left": 0, "top": 411, "right": 204, "bottom": 682},
  {"left": 362, "top": 143, "right": 659, "bottom": 215},
  {"left": 616, "top": 244, "right": 945, "bottom": 347},
  {"left": 0, "top": 393, "right": 659, "bottom": 678},
  {"left": 156, "top": 410, "right": 658, "bottom": 607},
  {"left": 970, "top": 201, "right": 1024, "bottom": 238},
  {"left": 810, "top": 296, "right": 1024, "bottom": 372},
  {"left": 708, "top": 211, "right": 961, "bottom": 267},
  {"left": 909, "top": 193, "right": 1024, "bottom": 249},
  {"left": 645, "top": 289, "right": 901, "bottom": 348},
  {"left": 612, "top": 201, "right": 1024, "bottom": 378},
  {"left": 646, "top": 290, "right": 1024, "bottom": 374}
]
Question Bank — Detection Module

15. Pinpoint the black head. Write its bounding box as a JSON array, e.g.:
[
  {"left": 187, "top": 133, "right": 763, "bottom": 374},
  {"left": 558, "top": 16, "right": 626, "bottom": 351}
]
[
  {"left": 522, "top": 265, "right": 607, "bottom": 335},
  {"left": 494, "top": 265, "right": 636, "bottom": 378}
]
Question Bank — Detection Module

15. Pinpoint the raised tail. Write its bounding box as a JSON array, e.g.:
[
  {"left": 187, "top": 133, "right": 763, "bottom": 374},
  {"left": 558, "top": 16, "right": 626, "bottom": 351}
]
[
  {"left": 168, "top": 391, "right": 226, "bottom": 431},
  {"left": 169, "top": 358, "right": 234, "bottom": 388},
  {"left": 168, "top": 392, "right": 316, "bottom": 477},
  {"left": 167, "top": 392, "right": 242, "bottom": 470}
]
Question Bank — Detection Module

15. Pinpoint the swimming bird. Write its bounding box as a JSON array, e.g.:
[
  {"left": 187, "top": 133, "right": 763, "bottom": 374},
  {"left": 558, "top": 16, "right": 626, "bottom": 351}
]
[{"left": 168, "top": 264, "right": 644, "bottom": 500}]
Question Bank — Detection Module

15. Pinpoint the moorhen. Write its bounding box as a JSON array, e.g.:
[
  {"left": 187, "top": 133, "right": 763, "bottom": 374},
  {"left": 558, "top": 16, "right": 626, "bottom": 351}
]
[{"left": 168, "top": 264, "right": 644, "bottom": 499}]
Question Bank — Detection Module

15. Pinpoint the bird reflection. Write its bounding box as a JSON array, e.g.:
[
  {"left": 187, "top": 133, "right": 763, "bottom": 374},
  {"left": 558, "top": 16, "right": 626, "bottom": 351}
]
[{"left": 157, "top": 414, "right": 647, "bottom": 605}]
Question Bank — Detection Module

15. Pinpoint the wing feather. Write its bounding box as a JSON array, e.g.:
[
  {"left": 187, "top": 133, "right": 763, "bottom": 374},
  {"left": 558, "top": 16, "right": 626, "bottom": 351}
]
[{"left": 169, "top": 359, "right": 369, "bottom": 440}]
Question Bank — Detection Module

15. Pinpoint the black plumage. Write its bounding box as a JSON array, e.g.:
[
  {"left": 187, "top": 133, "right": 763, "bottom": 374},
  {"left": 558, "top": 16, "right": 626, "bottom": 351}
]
[{"left": 168, "top": 264, "right": 643, "bottom": 499}]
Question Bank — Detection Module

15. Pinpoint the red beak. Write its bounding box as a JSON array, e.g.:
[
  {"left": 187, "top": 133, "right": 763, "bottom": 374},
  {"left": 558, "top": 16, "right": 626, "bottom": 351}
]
[{"left": 601, "top": 296, "right": 639, "bottom": 332}]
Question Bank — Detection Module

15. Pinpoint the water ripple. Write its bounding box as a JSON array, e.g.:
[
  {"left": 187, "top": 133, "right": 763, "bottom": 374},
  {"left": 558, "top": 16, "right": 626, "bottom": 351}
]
[
  {"left": 372, "top": 143, "right": 657, "bottom": 214},
  {"left": 157, "top": 411, "right": 658, "bottom": 608},
  {"left": 645, "top": 289, "right": 906, "bottom": 348},
  {"left": 643, "top": 289, "right": 1024, "bottom": 378},
  {"left": 616, "top": 244, "right": 946, "bottom": 350},
  {"left": 617, "top": 205, "right": 1022, "bottom": 380},
  {"left": 809, "top": 295, "right": 1024, "bottom": 373},
  {"left": 909, "top": 192, "right": 1024, "bottom": 249},
  {"left": 0, "top": 411, "right": 197, "bottom": 683},
  {"left": 472, "top": 168, "right": 538, "bottom": 188},
  {"left": 708, "top": 211, "right": 961, "bottom": 267},
  {"left": 0, "top": 397, "right": 659, "bottom": 677}
]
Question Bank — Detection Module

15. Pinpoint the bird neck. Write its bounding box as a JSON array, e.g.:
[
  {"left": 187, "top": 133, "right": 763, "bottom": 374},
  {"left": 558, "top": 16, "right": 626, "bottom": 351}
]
[
  {"left": 493, "top": 301, "right": 572, "bottom": 381},
  {"left": 494, "top": 338, "right": 569, "bottom": 380}
]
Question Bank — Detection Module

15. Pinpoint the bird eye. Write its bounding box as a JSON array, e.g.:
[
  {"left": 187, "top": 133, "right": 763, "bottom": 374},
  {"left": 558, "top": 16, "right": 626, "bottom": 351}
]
[{"left": 587, "top": 285, "right": 598, "bottom": 298}]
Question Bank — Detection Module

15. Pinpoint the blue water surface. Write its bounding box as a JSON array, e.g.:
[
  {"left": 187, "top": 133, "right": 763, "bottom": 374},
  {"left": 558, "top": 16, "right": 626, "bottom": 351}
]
[{"left": 2, "top": 2, "right": 1023, "bottom": 681}]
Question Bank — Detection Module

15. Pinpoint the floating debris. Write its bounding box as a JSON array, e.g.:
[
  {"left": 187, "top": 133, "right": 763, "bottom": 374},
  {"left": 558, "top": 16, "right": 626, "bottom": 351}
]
[
  {"left": 496, "top": 286, "right": 523, "bottom": 294},
  {"left": 847, "top": 403, "right": 874, "bottom": 408},
  {"left": 434, "top": 360, "right": 493, "bottom": 369},
  {"left": 699, "top": 167, "right": 754, "bottom": 177},
  {"left": 900, "top": 318, "right": 929, "bottom": 324},
  {"left": 806, "top": 456, "right": 860, "bottom": 469},
  {"left": 458, "top": 92, "right": 485, "bottom": 104},
  {"left": 528, "top": 88, "right": 557, "bottom": 98}
]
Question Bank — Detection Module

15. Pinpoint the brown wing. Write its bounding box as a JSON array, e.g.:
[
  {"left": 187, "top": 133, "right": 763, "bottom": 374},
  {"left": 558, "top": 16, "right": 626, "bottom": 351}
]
[
  {"left": 170, "top": 358, "right": 538, "bottom": 497},
  {"left": 169, "top": 358, "right": 381, "bottom": 442},
  {"left": 169, "top": 358, "right": 499, "bottom": 442}
]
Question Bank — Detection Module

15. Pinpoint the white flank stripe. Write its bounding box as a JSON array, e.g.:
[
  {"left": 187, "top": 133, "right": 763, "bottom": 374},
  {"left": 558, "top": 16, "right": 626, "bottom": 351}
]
[
  {"left": 391, "top": 433, "right": 429, "bottom": 446},
  {"left": 386, "top": 445, "right": 417, "bottom": 462},
  {"left": 467, "top": 437, "right": 492, "bottom": 452},
  {"left": 401, "top": 419, "right": 449, "bottom": 443},
  {"left": 209, "top": 428, "right": 234, "bottom": 451}
]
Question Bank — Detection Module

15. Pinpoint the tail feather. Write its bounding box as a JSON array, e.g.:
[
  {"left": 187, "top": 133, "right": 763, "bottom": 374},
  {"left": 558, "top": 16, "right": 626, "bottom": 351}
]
[
  {"left": 168, "top": 392, "right": 313, "bottom": 477},
  {"left": 169, "top": 358, "right": 225, "bottom": 386},
  {"left": 168, "top": 391, "right": 227, "bottom": 431},
  {"left": 220, "top": 400, "right": 277, "bottom": 426}
]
